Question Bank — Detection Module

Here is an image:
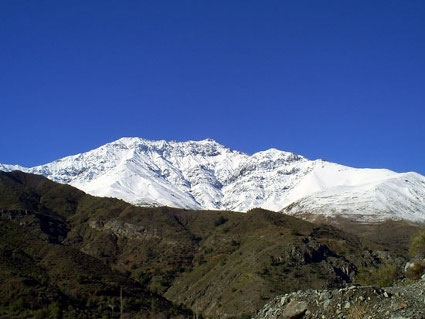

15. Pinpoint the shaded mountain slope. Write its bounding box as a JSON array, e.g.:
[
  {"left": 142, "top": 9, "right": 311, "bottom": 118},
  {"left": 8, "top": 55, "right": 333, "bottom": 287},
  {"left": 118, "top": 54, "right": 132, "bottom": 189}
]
[
  {"left": 0, "top": 171, "right": 419, "bottom": 318},
  {"left": 0, "top": 171, "right": 193, "bottom": 318}
]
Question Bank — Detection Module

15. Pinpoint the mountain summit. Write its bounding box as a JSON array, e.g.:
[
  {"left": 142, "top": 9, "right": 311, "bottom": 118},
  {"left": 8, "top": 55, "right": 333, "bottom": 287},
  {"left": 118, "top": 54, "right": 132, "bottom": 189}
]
[{"left": 2, "top": 137, "right": 425, "bottom": 222}]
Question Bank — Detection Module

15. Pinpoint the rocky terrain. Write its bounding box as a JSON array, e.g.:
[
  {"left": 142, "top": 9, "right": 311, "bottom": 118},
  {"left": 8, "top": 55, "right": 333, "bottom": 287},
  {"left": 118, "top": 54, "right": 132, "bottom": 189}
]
[{"left": 254, "top": 278, "right": 425, "bottom": 319}]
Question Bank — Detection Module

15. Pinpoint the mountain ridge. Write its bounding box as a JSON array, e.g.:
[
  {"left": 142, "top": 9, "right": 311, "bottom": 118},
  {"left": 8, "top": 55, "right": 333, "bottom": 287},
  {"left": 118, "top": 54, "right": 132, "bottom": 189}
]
[{"left": 2, "top": 137, "right": 425, "bottom": 222}]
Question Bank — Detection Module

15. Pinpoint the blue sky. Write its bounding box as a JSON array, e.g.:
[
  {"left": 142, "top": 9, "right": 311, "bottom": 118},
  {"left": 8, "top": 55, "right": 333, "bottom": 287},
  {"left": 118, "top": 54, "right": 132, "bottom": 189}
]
[{"left": 1, "top": 1, "right": 424, "bottom": 174}]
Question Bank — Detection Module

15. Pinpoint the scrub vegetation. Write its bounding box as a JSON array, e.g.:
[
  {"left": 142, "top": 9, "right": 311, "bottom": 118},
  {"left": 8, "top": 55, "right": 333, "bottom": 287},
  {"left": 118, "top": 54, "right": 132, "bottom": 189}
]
[{"left": 0, "top": 170, "right": 420, "bottom": 318}]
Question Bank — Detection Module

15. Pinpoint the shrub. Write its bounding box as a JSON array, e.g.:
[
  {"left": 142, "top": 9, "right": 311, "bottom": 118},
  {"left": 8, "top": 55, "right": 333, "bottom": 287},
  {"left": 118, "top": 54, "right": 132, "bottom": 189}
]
[
  {"left": 356, "top": 262, "right": 400, "bottom": 287},
  {"left": 409, "top": 230, "right": 425, "bottom": 258},
  {"left": 347, "top": 304, "right": 369, "bottom": 319},
  {"left": 405, "top": 260, "right": 425, "bottom": 280},
  {"left": 214, "top": 215, "right": 228, "bottom": 226}
]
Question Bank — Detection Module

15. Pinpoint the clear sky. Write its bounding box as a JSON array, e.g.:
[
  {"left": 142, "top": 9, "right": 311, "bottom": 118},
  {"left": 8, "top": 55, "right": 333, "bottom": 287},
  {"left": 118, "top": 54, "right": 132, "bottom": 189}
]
[{"left": 1, "top": 1, "right": 424, "bottom": 174}]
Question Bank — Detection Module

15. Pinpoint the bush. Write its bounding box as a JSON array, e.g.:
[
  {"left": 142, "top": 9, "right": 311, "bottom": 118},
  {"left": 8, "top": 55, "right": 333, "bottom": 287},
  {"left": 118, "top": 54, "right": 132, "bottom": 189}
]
[
  {"left": 405, "top": 260, "right": 425, "bottom": 280},
  {"left": 409, "top": 230, "right": 425, "bottom": 258},
  {"left": 356, "top": 262, "right": 400, "bottom": 287},
  {"left": 347, "top": 304, "right": 369, "bottom": 319},
  {"left": 214, "top": 216, "right": 228, "bottom": 227}
]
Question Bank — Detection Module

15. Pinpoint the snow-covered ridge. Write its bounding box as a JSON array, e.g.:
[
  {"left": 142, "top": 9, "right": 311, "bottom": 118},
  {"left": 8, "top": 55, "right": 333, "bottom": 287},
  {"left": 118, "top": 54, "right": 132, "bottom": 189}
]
[{"left": 1, "top": 137, "right": 425, "bottom": 222}]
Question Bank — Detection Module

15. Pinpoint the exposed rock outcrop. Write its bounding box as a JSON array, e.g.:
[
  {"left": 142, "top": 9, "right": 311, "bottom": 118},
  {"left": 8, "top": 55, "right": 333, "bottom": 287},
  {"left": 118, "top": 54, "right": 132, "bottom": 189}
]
[{"left": 89, "top": 218, "right": 160, "bottom": 239}]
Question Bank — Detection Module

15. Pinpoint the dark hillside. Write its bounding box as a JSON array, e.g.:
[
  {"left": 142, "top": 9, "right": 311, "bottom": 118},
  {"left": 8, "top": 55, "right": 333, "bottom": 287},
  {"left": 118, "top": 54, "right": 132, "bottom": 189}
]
[
  {"left": 0, "top": 171, "right": 192, "bottom": 318},
  {"left": 0, "top": 170, "right": 412, "bottom": 319}
]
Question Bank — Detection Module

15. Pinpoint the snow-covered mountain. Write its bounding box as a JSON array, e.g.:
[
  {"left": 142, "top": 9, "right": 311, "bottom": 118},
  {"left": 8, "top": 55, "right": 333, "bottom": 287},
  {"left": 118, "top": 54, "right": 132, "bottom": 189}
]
[{"left": 2, "top": 137, "right": 425, "bottom": 222}]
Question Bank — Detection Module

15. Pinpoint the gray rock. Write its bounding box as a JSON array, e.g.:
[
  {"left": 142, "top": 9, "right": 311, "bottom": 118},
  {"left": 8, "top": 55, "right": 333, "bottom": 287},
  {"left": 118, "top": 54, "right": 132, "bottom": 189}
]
[
  {"left": 281, "top": 300, "right": 308, "bottom": 319},
  {"left": 322, "top": 299, "right": 331, "bottom": 309},
  {"left": 319, "top": 291, "right": 331, "bottom": 301}
]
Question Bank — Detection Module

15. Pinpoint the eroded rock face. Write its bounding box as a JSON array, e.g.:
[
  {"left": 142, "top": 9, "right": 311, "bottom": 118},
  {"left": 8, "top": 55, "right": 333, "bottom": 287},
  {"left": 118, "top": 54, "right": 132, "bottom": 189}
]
[
  {"left": 254, "top": 278, "right": 425, "bottom": 319},
  {"left": 89, "top": 218, "right": 159, "bottom": 239}
]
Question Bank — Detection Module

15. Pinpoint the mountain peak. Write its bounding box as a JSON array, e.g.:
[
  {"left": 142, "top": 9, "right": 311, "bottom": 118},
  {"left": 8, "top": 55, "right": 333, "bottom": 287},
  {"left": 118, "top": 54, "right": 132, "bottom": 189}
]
[
  {"left": 108, "top": 137, "right": 230, "bottom": 153},
  {"left": 1, "top": 137, "right": 425, "bottom": 223},
  {"left": 252, "top": 148, "right": 305, "bottom": 163}
]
